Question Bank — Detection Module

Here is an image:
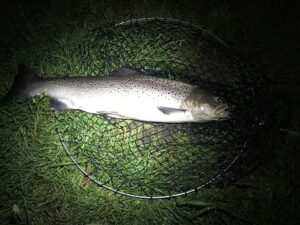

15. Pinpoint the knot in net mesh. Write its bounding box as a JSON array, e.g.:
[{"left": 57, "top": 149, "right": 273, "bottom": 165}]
[{"left": 55, "top": 18, "right": 280, "bottom": 199}]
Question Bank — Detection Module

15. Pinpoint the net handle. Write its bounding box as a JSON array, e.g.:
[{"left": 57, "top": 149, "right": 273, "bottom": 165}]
[{"left": 279, "top": 128, "right": 300, "bottom": 137}]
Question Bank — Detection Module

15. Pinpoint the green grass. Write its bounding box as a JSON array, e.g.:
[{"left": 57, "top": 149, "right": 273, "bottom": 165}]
[{"left": 0, "top": 0, "right": 299, "bottom": 225}]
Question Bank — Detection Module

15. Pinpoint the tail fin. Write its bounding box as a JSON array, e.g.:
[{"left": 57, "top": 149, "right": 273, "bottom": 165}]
[{"left": 1, "top": 64, "right": 41, "bottom": 103}]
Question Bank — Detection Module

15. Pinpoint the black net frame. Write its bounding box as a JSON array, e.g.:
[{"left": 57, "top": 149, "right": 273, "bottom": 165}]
[{"left": 55, "top": 17, "right": 280, "bottom": 199}]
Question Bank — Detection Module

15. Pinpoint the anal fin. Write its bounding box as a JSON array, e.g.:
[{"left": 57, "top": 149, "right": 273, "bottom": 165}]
[
  {"left": 50, "top": 99, "right": 69, "bottom": 110},
  {"left": 105, "top": 114, "right": 126, "bottom": 119}
]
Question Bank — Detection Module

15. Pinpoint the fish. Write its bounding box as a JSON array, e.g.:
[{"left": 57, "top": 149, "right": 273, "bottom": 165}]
[{"left": 1, "top": 64, "right": 229, "bottom": 123}]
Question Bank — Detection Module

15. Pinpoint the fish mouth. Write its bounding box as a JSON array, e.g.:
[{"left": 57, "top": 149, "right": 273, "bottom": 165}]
[{"left": 214, "top": 104, "right": 229, "bottom": 117}]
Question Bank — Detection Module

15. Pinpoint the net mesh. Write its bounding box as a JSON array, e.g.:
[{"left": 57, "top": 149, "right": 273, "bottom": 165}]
[{"left": 54, "top": 18, "right": 282, "bottom": 199}]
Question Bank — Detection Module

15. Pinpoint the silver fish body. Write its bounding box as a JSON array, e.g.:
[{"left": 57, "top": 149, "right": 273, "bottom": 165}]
[{"left": 2, "top": 65, "right": 229, "bottom": 123}]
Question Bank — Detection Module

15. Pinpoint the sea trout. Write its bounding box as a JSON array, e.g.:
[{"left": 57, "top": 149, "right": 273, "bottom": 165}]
[{"left": 2, "top": 64, "right": 229, "bottom": 123}]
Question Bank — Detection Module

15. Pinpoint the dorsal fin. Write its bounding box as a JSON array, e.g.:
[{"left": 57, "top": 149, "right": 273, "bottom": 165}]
[{"left": 111, "top": 67, "right": 141, "bottom": 76}]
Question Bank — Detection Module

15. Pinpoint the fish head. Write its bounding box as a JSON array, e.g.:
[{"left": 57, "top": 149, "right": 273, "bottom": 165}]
[{"left": 182, "top": 88, "right": 229, "bottom": 121}]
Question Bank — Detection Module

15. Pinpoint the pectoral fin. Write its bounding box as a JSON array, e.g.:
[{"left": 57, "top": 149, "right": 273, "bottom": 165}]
[{"left": 157, "top": 106, "right": 187, "bottom": 115}]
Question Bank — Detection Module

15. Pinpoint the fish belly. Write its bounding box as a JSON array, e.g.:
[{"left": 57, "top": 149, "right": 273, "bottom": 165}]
[{"left": 76, "top": 94, "right": 194, "bottom": 123}]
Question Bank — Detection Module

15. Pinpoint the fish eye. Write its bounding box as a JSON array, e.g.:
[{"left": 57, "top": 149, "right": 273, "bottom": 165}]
[{"left": 214, "top": 97, "right": 223, "bottom": 104}]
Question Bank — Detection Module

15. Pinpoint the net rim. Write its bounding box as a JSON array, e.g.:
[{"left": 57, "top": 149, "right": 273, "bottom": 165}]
[{"left": 56, "top": 17, "right": 248, "bottom": 199}]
